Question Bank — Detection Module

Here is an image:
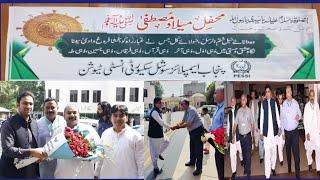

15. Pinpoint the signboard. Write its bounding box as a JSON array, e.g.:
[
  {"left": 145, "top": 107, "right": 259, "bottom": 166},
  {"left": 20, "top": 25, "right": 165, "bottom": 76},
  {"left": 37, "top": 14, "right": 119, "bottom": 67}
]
[{"left": 6, "top": 7, "right": 320, "bottom": 80}]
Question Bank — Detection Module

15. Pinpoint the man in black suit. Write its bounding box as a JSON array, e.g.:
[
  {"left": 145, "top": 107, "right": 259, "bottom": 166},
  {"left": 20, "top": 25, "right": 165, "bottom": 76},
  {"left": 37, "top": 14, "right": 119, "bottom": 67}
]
[{"left": 0, "top": 91, "right": 47, "bottom": 178}]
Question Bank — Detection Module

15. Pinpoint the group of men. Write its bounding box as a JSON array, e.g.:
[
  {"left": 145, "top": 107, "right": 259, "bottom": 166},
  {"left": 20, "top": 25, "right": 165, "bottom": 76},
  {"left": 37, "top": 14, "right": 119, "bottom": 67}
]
[
  {"left": 227, "top": 85, "right": 320, "bottom": 178},
  {"left": 148, "top": 86, "right": 225, "bottom": 180},
  {"left": 0, "top": 91, "right": 144, "bottom": 179}
]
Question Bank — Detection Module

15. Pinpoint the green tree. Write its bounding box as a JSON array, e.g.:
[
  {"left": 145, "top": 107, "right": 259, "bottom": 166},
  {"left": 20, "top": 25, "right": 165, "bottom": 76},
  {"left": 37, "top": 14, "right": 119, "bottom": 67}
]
[
  {"left": 0, "top": 82, "right": 19, "bottom": 112},
  {"left": 205, "top": 82, "right": 215, "bottom": 105},
  {"left": 13, "top": 81, "right": 45, "bottom": 111},
  {"left": 152, "top": 81, "right": 164, "bottom": 97}
]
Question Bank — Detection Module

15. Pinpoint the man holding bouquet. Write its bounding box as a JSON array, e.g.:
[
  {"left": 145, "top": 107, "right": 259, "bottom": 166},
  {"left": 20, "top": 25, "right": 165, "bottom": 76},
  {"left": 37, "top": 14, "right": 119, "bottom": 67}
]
[
  {"left": 207, "top": 87, "right": 225, "bottom": 180},
  {"left": 54, "top": 104, "right": 100, "bottom": 178}
]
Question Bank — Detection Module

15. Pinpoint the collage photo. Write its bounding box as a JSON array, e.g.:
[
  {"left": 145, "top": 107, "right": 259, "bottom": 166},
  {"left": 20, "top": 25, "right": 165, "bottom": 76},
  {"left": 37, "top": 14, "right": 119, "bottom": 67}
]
[{"left": 0, "top": 2, "right": 320, "bottom": 180}]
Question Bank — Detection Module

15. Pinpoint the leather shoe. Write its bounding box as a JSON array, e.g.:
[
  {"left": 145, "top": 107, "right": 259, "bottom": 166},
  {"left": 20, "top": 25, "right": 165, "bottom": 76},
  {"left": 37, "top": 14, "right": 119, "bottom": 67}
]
[
  {"left": 231, "top": 172, "right": 236, "bottom": 178},
  {"left": 153, "top": 168, "right": 163, "bottom": 175},
  {"left": 185, "top": 162, "right": 195, "bottom": 166},
  {"left": 280, "top": 161, "right": 283, "bottom": 166},
  {"left": 272, "top": 169, "right": 276, "bottom": 176},
  {"left": 309, "top": 165, "right": 312, "bottom": 171},
  {"left": 317, "top": 171, "right": 320, "bottom": 176},
  {"left": 240, "top": 160, "right": 244, "bottom": 166},
  {"left": 193, "top": 169, "right": 202, "bottom": 176},
  {"left": 159, "top": 154, "right": 164, "bottom": 160},
  {"left": 260, "top": 159, "right": 263, "bottom": 163}
]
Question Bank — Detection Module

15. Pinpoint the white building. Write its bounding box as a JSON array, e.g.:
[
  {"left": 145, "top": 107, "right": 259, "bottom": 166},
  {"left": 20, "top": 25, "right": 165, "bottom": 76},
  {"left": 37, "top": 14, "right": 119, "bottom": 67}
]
[
  {"left": 45, "top": 81, "right": 144, "bottom": 123},
  {"left": 143, "top": 81, "right": 156, "bottom": 109},
  {"left": 183, "top": 81, "right": 206, "bottom": 96}
]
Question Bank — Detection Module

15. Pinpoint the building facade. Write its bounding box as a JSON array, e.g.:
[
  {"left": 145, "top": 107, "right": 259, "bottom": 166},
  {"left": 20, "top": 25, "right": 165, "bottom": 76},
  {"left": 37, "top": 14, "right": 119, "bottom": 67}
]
[
  {"left": 45, "top": 81, "right": 144, "bottom": 124},
  {"left": 183, "top": 81, "right": 206, "bottom": 96},
  {"left": 143, "top": 81, "right": 156, "bottom": 109}
]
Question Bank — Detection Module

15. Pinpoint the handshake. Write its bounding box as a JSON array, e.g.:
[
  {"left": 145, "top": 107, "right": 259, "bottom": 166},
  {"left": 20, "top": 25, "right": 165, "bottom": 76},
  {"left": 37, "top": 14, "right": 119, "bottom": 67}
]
[{"left": 169, "top": 124, "right": 181, "bottom": 131}]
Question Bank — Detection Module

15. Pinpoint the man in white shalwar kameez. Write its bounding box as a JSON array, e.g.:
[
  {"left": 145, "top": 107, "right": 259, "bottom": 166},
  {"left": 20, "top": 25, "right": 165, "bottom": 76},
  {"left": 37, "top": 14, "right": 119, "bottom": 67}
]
[
  {"left": 276, "top": 93, "right": 285, "bottom": 166},
  {"left": 303, "top": 90, "right": 320, "bottom": 176},
  {"left": 227, "top": 96, "right": 243, "bottom": 178},
  {"left": 250, "top": 90, "right": 259, "bottom": 151},
  {"left": 54, "top": 104, "right": 100, "bottom": 178},
  {"left": 94, "top": 105, "right": 144, "bottom": 179}
]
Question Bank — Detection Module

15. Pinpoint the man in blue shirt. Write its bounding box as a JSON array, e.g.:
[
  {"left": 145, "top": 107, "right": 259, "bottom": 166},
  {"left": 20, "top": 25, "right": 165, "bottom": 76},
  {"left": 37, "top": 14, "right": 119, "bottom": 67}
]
[
  {"left": 172, "top": 99, "right": 204, "bottom": 176},
  {"left": 281, "top": 85, "right": 302, "bottom": 178},
  {"left": 209, "top": 86, "right": 225, "bottom": 132},
  {"left": 37, "top": 98, "right": 66, "bottom": 178},
  {"left": 208, "top": 86, "right": 224, "bottom": 180}
]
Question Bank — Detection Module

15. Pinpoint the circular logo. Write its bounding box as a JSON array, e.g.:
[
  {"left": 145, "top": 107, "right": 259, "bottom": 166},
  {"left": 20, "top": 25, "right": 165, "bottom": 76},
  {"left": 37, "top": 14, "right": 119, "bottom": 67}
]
[
  {"left": 231, "top": 60, "right": 251, "bottom": 73},
  {"left": 22, "top": 13, "right": 83, "bottom": 47}
]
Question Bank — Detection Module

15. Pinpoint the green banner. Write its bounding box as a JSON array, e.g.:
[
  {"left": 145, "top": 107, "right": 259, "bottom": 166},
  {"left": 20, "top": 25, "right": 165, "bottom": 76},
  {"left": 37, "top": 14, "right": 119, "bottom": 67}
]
[{"left": 55, "top": 33, "right": 274, "bottom": 58}]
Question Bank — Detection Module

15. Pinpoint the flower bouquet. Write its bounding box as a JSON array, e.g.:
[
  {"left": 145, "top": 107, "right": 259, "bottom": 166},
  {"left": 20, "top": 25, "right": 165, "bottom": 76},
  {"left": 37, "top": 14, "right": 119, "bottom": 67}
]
[
  {"left": 210, "top": 127, "right": 224, "bottom": 155},
  {"left": 201, "top": 127, "right": 224, "bottom": 155},
  {"left": 15, "top": 126, "right": 103, "bottom": 169}
]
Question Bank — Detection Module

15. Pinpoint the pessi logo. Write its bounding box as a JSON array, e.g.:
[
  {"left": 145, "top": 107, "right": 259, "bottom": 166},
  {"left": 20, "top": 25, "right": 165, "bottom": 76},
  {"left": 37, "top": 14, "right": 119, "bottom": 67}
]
[
  {"left": 16, "top": 10, "right": 84, "bottom": 50},
  {"left": 231, "top": 60, "right": 251, "bottom": 78}
]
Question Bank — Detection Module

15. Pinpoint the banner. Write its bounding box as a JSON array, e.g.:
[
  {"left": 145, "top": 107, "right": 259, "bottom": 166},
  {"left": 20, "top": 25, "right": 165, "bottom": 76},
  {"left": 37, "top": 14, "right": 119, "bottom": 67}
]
[{"left": 6, "top": 7, "right": 320, "bottom": 80}]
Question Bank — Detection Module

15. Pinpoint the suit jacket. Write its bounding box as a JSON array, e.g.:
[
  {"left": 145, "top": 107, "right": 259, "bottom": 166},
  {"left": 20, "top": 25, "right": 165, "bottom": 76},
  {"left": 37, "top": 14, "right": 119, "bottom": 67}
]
[
  {"left": 228, "top": 106, "right": 240, "bottom": 142},
  {"left": 0, "top": 114, "right": 39, "bottom": 178}
]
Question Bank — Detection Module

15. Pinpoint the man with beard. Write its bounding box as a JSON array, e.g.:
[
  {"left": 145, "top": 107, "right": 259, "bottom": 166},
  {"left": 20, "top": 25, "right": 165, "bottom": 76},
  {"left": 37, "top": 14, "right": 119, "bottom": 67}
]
[
  {"left": 54, "top": 104, "right": 100, "bottom": 178},
  {"left": 303, "top": 90, "right": 320, "bottom": 175},
  {"left": 37, "top": 98, "right": 66, "bottom": 178},
  {"left": 0, "top": 91, "right": 47, "bottom": 178},
  {"left": 97, "top": 101, "right": 112, "bottom": 137}
]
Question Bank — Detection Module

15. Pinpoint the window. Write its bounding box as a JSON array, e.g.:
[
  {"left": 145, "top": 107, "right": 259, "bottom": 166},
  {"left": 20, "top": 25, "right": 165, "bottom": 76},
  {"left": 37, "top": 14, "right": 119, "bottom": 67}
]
[
  {"left": 81, "top": 90, "right": 89, "bottom": 103},
  {"left": 48, "top": 89, "right": 51, "bottom": 98},
  {"left": 93, "top": 90, "right": 101, "bottom": 103},
  {"left": 116, "top": 87, "right": 125, "bottom": 102},
  {"left": 143, "top": 89, "right": 148, "bottom": 98},
  {"left": 70, "top": 90, "right": 78, "bottom": 102},
  {"left": 56, "top": 89, "right": 60, "bottom": 102},
  {"left": 130, "top": 88, "right": 139, "bottom": 102}
]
